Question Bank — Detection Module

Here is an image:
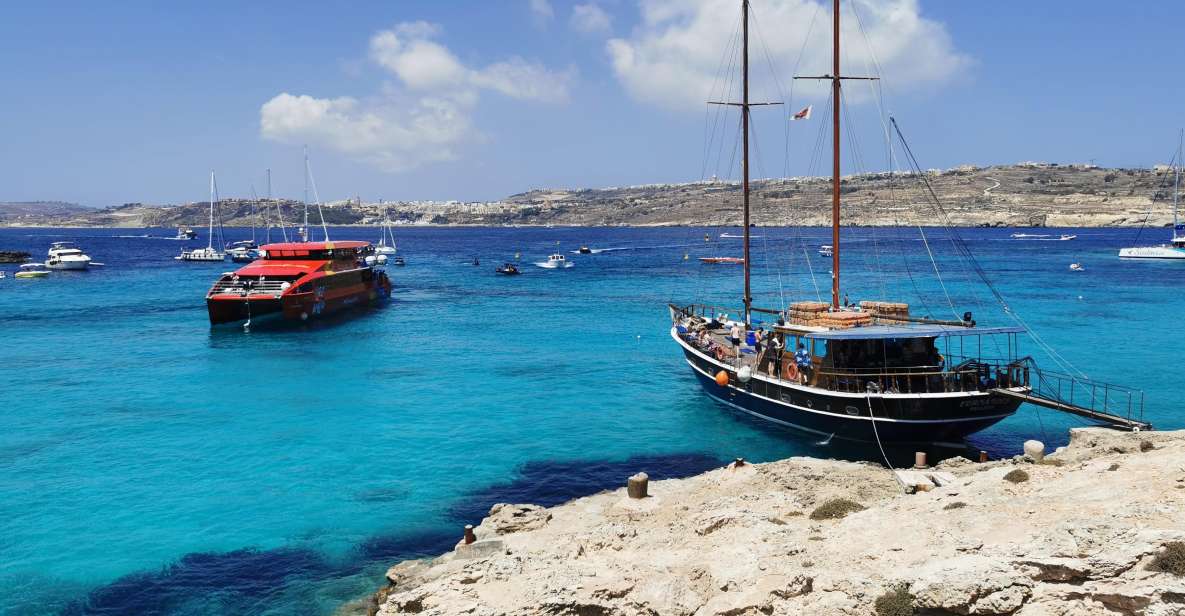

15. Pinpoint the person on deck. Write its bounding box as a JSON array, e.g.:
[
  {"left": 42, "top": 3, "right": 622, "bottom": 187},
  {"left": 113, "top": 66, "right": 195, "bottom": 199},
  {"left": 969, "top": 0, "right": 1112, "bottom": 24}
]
[
  {"left": 729, "top": 322, "right": 744, "bottom": 360},
  {"left": 795, "top": 343, "right": 812, "bottom": 385},
  {"left": 768, "top": 334, "right": 784, "bottom": 377}
]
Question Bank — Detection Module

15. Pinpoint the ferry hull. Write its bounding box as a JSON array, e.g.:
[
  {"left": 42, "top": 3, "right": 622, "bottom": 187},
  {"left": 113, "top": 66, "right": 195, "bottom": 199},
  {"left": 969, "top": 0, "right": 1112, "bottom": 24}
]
[
  {"left": 206, "top": 279, "right": 392, "bottom": 325},
  {"left": 678, "top": 342, "right": 1021, "bottom": 444}
]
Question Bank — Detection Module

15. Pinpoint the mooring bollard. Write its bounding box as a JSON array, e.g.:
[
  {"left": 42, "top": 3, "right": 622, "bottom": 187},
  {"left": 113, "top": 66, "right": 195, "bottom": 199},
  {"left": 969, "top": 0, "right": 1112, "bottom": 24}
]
[
  {"left": 914, "top": 451, "right": 927, "bottom": 469},
  {"left": 1023, "top": 440, "right": 1045, "bottom": 462},
  {"left": 463, "top": 524, "right": 476, "bottom": 545},
  {"left": 627, "top": 472, "right": 649, "bottom": 499},
  {"left": 979, "top": 450, "right": 989, "bottom": 463}
]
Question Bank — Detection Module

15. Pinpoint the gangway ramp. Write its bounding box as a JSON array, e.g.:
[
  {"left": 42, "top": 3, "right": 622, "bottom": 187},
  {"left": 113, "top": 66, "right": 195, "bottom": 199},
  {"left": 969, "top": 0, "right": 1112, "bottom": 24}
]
[{"left": 993, "top": 359, "right": 1150, "bottom": 432}]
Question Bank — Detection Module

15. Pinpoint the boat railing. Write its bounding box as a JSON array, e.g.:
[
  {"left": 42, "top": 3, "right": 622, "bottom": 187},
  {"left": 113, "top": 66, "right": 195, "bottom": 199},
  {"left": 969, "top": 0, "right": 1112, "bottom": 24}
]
[
  {"left": 807, "top": 357, "right": 1028, "bottom": 395},
  {"left": 1012, "top": 357, "right": 1147, "bottom": 427},
  {"left": 208, "top": 279, "right": 290, "bottom": 297}
]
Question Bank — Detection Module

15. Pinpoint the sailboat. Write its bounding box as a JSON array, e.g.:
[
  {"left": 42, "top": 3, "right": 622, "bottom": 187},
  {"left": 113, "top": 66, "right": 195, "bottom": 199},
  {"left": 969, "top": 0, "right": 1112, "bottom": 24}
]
[
  {"left": 226, "top": 195, "right": 261, "bottom": 263},
  {"left": 376, "top": 219, "right": 398, "bottom": 256},
  {"left": 177, "top": 172, "right": 227, "bottom": 262},
  {"left": 1119, "top": 130, "right": 1185, "bottom": 259},
  {"left": 669, "top": 0, "right": 1042, "bottom": 444}
]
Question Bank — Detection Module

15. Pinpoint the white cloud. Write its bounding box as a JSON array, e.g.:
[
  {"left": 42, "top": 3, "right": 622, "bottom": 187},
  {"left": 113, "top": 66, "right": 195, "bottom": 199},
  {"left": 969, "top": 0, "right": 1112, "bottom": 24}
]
[
  {"left": 607, "top": 0, "right": 970, "bottom": 111},
  {"left": 529, "top": 0, "right": 554, "bottom": 24},
  {"left": 571, "top": 3, "right": 613, "bottom": 34},
  {"left": 261, "top": 22, "right": 571, "bottom": 172}
]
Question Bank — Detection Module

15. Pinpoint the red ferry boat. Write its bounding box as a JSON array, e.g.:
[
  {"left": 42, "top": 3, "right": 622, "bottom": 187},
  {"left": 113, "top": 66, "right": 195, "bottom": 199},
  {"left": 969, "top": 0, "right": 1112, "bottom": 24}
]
[{"left": 205, "top": 240, "right": 392, "bottom": 325}]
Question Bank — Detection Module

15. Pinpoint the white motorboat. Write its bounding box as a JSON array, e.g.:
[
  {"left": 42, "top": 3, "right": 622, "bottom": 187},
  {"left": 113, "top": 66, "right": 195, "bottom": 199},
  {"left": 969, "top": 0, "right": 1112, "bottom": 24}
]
[
  {"left": 1069, "top": 263, "right": 1084, "bottom": 272},
  {"left": 15, "top": 263, "right": 50, "bottom": 278},
  {"left": 178, "top": 171, "right": 227, "bottom": 262},
  {"left": 818, "top": 244, "right": 833, "bottom": 257},
  {"left": 45, "top": 242, "right": 92, "bottom": 270},
  {"left": 535, "top": 253, "right": 572, "bottom": 269},
  {"left": 1120, "top": 130, "right": 1185, "bottom": 260},
  {"left": 176, "top": 226, "right": 198, "bottom": 240},
  {"left": 1059, "top": 234, "right": 1077, "bottom": 241}
]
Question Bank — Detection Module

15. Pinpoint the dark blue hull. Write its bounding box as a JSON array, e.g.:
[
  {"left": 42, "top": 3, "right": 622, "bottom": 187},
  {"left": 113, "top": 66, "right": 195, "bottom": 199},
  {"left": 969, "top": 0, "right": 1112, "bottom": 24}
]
[{"left": 681, "top": 346, "right": 1020, "bottom": 444}]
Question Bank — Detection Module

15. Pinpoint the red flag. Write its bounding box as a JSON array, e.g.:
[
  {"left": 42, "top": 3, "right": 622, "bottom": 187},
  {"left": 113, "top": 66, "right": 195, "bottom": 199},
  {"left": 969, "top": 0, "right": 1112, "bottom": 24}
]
[{"left": 792, "top": 105, "right": 813, "bottom": 121}]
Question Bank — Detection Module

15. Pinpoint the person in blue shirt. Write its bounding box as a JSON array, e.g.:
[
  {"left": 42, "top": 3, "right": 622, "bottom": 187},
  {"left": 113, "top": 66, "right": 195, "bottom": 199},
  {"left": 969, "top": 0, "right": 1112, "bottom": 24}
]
[{"left": 794, "top": 343, "right": 812, "bottom": 384}]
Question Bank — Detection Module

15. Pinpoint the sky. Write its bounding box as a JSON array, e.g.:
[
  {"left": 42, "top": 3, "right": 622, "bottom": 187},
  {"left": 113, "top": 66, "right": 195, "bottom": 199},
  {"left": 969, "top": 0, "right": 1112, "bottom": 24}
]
[{"left": 1, "top": 0, "right": 1183, "bottom": 207}]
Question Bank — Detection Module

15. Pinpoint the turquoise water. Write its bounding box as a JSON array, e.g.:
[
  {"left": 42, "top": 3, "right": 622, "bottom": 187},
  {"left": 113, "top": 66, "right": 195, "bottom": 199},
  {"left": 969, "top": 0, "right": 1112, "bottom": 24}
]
[{"left": 0, "top": 226, "right": 1179, "bottom": 614}]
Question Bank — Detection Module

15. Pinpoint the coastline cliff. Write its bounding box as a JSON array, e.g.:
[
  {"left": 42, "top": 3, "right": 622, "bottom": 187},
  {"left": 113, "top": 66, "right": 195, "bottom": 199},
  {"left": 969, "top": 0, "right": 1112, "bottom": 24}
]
[
  {"left": 349, "top": 428, "right": 1185, "bottom": 616},
  {"left": 3, "top": 164, "right": 1180, "bottom": 228}
]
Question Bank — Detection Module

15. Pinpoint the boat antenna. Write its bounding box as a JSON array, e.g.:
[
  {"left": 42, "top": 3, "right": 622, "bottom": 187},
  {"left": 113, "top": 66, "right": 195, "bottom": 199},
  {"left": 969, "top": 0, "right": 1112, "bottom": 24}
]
[
  {"left": 795, "top": 0, "right": 876, "bottom": 310},
  {"left": 707, "top": 0, "right": 782, "bottom": 325}
]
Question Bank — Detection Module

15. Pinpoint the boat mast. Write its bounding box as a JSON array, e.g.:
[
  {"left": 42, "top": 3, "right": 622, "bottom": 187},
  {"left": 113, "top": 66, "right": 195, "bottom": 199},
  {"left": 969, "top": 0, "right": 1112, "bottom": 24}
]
[
  {"left": 207, "top": 170, "right": 216, "bottom": 251},
  {"left": 302, "top": 144, "right": 310, "bottom": 242},
  {"left": 741, "top": 0, "right": 752, "bottom": 325},
  {"left": 1175, "top": 129, "right": 1181, "bottom": 232},
  {"left": 829, "top": 0, "right": 841, "bottom": 310}
]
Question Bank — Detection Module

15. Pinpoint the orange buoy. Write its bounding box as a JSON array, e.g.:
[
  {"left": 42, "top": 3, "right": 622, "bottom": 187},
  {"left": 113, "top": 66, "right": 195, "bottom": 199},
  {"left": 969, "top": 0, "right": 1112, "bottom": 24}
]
[{"left": 715, "top": 370, "right": 729, "bottom": 386}]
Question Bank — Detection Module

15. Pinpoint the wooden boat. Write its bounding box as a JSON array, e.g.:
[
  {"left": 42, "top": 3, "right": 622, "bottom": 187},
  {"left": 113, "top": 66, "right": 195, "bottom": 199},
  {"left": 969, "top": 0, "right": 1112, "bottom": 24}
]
[{"left": 667, "top": 1, "right": 1146, "bottom": 444}]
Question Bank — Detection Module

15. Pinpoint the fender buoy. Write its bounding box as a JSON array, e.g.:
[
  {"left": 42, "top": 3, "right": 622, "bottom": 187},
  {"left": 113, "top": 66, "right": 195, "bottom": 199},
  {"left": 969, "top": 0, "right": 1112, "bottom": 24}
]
[
  {"left": 737, "top": 365, "right": 752, "bottom": 383},
  {"left": 715, "top": 370, "right": 729, "bottom": 386}
]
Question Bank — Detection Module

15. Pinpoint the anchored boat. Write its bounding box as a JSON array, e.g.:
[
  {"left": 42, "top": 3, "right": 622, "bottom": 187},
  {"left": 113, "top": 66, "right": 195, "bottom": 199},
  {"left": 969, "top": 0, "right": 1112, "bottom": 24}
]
[
  {"left": 205, "top": 241, "right": 392, "bottom": 325},
  {"left": 1120, "top": 130, "right": 1185, "bottom": 260},
  {"left": 178, "top": 171, "right": 227, "bottom": 262},
  {"left": 45, "top": 242, "right": 92, "bottom": 270},
  {"left": 668, "top": 0, "right": 1147, "bottom": 444}
]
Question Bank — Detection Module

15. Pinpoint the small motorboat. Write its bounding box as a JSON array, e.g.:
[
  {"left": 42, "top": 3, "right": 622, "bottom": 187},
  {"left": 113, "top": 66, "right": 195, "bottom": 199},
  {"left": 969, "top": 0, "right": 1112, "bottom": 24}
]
[
  {"left": 536, "top": 253, "right": 572, "bottom": 269},
  {"left": 698, "top": 256, "right": 745, "bottom": 264},
  {"left": 818, "top": 245, "right": 834, "bottom": 257},
  {"left": 496, "top": 263, "right": 521, "bottom": 275},
  {"left": 1069, "top": 263, "right": 1085, "bottom": 272},
  {"left": 45, "top": 242, "right": 92, "bottom": 270},
  {"left": 1059, "top": 234, "right": 1077, "bottom": 241},
  {"left": 392, "top": 256, "right": 405, "bottom": 267},
  {"left": 15, "top": 263, "right": 50, "bottom": 278},
  {"left": 225, "top": 240, "right": 260, "bottom": 263},
  {"left": 578, "top": 246, "right": 592, "bottom": 254},
  {"left": 176, "top": 226, "right": 198, "bottom": 240},
  {"left": 0, "top": 271, "right": 7, "bottom": 279}
]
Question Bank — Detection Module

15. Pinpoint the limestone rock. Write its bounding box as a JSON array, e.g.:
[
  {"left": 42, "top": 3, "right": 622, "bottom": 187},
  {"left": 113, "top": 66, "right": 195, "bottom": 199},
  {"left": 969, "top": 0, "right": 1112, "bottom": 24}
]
[{"left": 482, "top": 503, "right": 552, "bottom": 535}]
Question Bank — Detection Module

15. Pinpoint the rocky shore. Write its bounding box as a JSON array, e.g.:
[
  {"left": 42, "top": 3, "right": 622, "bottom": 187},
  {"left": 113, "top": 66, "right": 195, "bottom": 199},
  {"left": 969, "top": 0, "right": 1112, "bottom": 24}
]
[{"left": 351, "top": 428, "right": 1185, "bottom": 616}]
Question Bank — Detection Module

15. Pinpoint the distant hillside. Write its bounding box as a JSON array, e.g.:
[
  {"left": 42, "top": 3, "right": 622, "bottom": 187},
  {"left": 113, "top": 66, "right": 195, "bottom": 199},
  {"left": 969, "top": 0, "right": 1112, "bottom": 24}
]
[
  {"left": 1, "top": 164, "right": 1180, "bottom": 228},
  {"left": 0, "top": 201, "right": 91, "bottom": 222}
]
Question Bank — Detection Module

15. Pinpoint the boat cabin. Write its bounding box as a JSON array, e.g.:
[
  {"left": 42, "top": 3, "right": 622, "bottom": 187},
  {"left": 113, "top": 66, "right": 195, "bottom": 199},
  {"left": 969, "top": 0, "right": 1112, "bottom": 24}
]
[{"left": 259, "top": 241, "right": 374, "bottom": 262}]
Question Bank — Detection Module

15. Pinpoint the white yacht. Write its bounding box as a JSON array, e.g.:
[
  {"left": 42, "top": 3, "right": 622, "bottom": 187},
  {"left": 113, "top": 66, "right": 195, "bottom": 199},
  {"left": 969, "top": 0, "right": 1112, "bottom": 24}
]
[
  {"left": 1120, "top": 131, "right": 1185, "bottom": 260},
  {"left": 45, "top": 242, "right": 92, "bottom": 270},
  {"left": 178, "top": 171, "right": 227, "bottom": 262},
  {"left": 818, "top": 244, "right": 833, "bottom": 257}
]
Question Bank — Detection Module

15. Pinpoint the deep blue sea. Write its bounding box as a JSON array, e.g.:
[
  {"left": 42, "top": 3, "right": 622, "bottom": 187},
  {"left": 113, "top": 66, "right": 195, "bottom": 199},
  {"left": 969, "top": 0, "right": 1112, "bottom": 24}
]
[{"left": 0, "top": 225, "right": 1180, "bottom": 615}]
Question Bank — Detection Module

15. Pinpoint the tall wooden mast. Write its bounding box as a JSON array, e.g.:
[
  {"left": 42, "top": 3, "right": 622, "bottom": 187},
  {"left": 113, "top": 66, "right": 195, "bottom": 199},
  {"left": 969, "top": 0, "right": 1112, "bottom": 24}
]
[
  {"left": 741, "top": 0, "right": 752, "bottom": 325},
  {"left": 829, "top": 0, "right": 841, "bottom": 310}
]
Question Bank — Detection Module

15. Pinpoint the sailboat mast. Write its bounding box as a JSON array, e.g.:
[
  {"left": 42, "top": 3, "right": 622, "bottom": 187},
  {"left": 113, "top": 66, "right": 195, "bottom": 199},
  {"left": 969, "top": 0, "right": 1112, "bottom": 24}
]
[
  {"left": 830, "top": 0, "right": 842, "bottom": 310},
  {"left": 1175, "top": 129, "right": 1181, "bottom": 230},
  {"left": 302, "top": 145, "right": 310, "bottom": 242},
  {"left": 741, "top": 0, "right": 752, "bottom": 325},
  {"left": 207, "top": 170, "right": 215, "bottom": 251}
]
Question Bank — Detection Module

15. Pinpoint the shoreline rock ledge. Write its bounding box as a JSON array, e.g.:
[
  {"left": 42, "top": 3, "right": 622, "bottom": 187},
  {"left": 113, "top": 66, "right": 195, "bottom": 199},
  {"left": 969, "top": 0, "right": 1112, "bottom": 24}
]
[{"left": 347, "top": 429, "right": 1185, "bottom": 616}]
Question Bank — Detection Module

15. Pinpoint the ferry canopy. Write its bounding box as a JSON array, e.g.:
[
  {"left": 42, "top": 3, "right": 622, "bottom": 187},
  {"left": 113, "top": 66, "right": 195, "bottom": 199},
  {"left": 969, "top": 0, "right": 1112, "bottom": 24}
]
[
  {"left": 260, "top": 241, "right": 369, "bottom": 251},
  {"left": 802, "top": 324, "right": 1025, "bottom": 341}
]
